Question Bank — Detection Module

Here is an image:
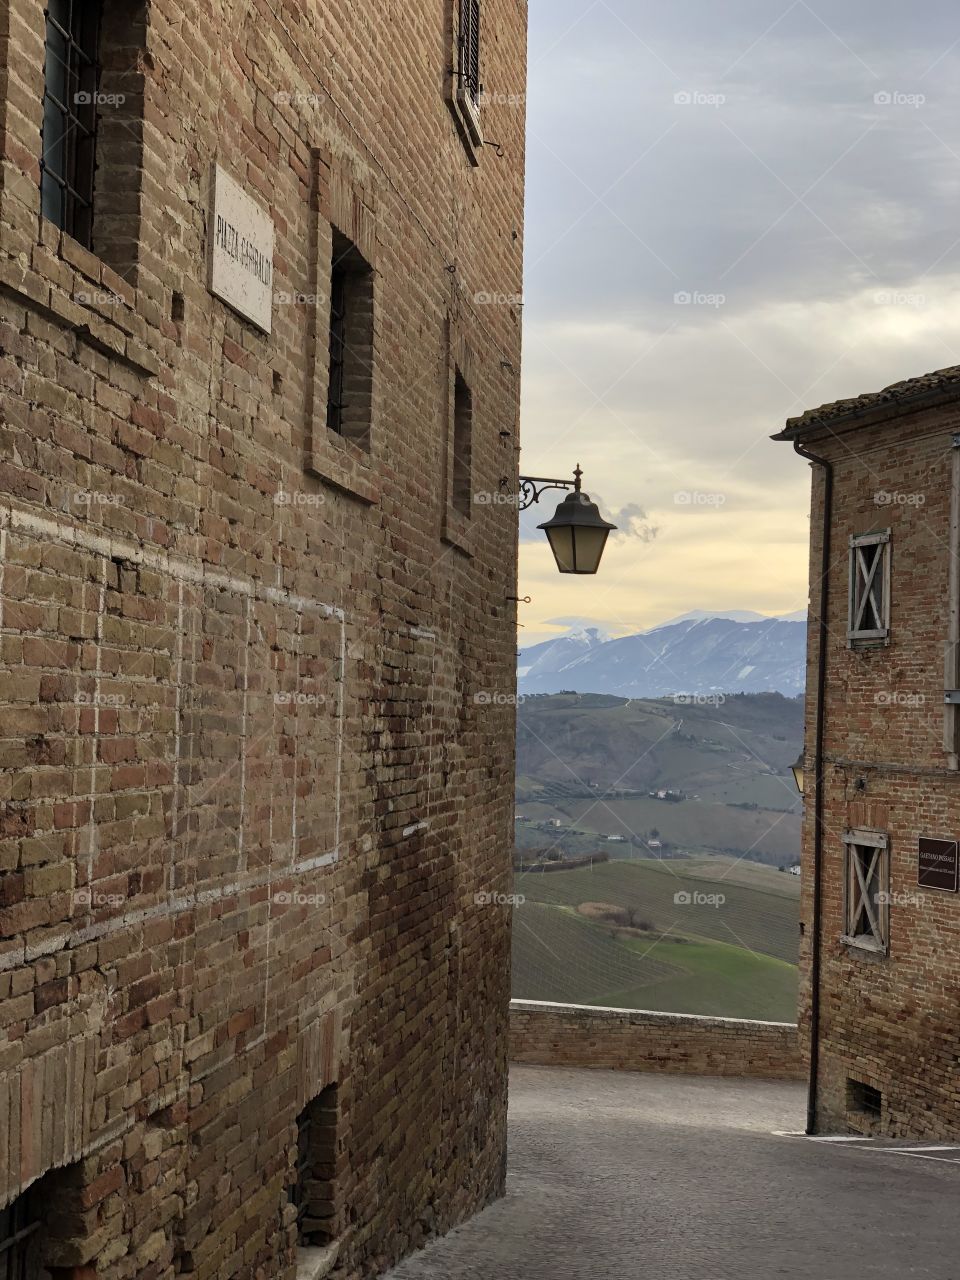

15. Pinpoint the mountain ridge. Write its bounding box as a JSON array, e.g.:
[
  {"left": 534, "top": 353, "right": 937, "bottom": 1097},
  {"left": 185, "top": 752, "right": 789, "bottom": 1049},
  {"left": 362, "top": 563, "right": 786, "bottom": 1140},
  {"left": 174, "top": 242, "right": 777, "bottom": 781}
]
[{"left": 518, "top": 615, "right": 806, "bottom": 698}]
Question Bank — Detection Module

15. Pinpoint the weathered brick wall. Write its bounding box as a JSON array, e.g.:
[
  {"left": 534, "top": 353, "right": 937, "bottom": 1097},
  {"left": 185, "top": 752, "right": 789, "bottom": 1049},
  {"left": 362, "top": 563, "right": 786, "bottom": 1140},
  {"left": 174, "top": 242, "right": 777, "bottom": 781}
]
[
  {"left": 509, "top": 1000, "right": 803, "bottom": 1079},
  {"left": 0, "top": 0, "right": 528, "bottom": 1276},
  {"left": 796, "top": 400, "right": 960, "bottom": 1139}
]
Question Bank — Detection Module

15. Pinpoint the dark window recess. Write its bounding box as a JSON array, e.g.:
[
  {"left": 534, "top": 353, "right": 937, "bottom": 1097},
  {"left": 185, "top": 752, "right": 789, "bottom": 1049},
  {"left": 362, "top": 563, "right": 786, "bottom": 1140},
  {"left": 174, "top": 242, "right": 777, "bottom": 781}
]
[
  {"left": 452, "top": 371, "right": 473, "bottom": 517},
  {"left": 459, "top": 0, "right": 481, "bottom": 105},
  {"left": 326, "top": 262, "right": 348, "bottom": 435},
  {"left": 324, "top": 233, "right": 374, "bottom": 449},
  {"left": 290, "top": 1085, "right": 340, "bottom": 1247},
  {"left": 847, "top": 1079, "right": 882, "bottom": 1118},
  {"left": 41, "top": 0, "right": 103, "bottom": 247},
  {"left": 0, "top": 1189, "right": 45, "bottom": 1280}
]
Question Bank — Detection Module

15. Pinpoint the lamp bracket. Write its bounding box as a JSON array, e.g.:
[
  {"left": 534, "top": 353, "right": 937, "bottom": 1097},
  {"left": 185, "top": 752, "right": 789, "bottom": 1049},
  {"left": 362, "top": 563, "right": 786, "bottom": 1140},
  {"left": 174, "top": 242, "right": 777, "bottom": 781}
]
[{"left": 514, "top": 466, "right": 583, "bottom": 511}]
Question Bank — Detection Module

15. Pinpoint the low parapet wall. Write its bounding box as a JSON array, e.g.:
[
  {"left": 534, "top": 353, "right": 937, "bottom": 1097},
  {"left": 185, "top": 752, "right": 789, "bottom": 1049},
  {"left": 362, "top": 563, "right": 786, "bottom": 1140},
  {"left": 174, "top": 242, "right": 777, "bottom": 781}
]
[{"left": 509, "top": 1000, "right": 802, "bottom": 1080}]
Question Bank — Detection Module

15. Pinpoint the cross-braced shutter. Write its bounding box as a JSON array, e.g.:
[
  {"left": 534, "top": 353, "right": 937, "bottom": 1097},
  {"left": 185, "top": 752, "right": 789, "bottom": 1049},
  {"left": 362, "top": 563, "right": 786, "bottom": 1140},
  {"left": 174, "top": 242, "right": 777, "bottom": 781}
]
[
  {"left": 459, "top": 0, "right": 481, "bottom": 104},
  {"left": 842, "top": 831, "right": 889, "bottom": 951},
  {"left": 848, "top": 531, "right": 890, "bottom": 643}
]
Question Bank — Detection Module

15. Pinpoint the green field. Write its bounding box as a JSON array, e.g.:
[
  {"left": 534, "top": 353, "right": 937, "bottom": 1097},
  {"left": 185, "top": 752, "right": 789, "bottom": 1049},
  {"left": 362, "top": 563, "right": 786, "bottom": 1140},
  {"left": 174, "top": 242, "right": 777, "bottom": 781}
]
[{"left": 511, "top": 857, "right": 799, "bottom": 1021}]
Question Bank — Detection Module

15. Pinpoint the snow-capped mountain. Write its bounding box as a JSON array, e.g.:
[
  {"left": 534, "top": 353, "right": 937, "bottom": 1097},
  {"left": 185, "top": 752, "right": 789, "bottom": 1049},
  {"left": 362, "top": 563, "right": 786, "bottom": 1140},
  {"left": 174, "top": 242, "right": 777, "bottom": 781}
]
[{"left": 518, "top": 615, "right": 806, "bottom": 698}]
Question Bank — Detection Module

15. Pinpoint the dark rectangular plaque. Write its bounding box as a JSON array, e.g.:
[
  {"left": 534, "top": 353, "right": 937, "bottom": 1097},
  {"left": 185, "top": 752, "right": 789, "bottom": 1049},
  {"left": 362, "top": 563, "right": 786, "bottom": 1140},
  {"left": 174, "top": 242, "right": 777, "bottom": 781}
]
[{"left": 918, "top": 837, "right": 959, "bottom": 892}]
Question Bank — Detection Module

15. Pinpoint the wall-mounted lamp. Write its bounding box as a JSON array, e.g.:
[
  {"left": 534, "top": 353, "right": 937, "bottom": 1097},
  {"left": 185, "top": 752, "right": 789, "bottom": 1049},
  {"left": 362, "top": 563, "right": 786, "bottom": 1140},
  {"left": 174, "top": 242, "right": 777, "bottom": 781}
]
[
  {"left": 518, "top": 465, "right": 617, "bottom": 575},
  {"left": 791, "top": 752, "right": 805, "bottom": 796}
]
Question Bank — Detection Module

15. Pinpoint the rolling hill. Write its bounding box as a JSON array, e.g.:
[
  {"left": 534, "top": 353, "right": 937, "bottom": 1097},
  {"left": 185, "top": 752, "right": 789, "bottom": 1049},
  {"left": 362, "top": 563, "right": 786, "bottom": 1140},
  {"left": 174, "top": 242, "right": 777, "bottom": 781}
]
[{"left": 516, "top": 691, "right": 803, "bottom": 867}]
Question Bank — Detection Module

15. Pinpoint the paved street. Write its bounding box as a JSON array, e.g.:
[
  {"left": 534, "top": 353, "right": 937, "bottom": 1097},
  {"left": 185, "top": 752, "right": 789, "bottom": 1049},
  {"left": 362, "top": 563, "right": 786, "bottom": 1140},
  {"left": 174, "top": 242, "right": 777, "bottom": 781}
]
[{"left": 386, "top": 1066, "right": 960, "bottom": 1280}]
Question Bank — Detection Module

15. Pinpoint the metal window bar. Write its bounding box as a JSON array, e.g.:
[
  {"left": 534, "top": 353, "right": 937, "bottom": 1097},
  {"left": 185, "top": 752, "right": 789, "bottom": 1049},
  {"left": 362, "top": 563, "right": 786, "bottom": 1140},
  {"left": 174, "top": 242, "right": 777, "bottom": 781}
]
[
  {"left": 326, "top": 264, "right": 347, "bottom": 435},
  {"left": 0, "top": 1195, "right": 42, "bottom": 1280},
  {"left": 40, "top": 0, "right": 102, "bottom": 248},
  {"left": 459, "top": 0, "right": 481, "bottom": 104}
]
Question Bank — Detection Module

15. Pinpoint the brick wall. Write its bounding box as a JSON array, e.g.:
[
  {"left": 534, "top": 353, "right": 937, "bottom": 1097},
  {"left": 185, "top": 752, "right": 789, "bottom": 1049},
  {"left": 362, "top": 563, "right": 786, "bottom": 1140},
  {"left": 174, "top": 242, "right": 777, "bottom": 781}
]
[
  {"left": 509, "top": 1000, "right": 803, "bottom": 1079},
  {"left": 0, "top": 0, "right": 528, "bottom": 1276},
  {"left": 792, "top": 396, "right": 960, "bottom": 1139}
]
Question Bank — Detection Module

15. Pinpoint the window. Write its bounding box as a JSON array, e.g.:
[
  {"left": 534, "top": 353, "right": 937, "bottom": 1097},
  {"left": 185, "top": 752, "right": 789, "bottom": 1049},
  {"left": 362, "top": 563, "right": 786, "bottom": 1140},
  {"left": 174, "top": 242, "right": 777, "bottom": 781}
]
[
  {"left": 847, "top": 1079, "right": 883, "bottom": 1119},
  {"left": 41, "top": 0, "right": 103, "bottom": 247},
  {"left": 842, "top": 831, "right": 889, "bottom": 952},
  {"left": 452, "top": 371, "right": 473, "bottom": 517},
  {"left": 326, "top": 261, "right": 347, "bottom": 435},
  {"left": 459, "top": 0, "right": 481, "bottom": 107},
  {"left": 848, "top": 531, "right": 890, "bottom": 644},
  {"left": 290, "top": 1085, "right": 340, "bottom": 1249},
  {"left": 0, "top": 1186, "right": 45, "bottom": 1280},
  {"left": 325, "top": 233, "right": 374, "bottom": 449}
]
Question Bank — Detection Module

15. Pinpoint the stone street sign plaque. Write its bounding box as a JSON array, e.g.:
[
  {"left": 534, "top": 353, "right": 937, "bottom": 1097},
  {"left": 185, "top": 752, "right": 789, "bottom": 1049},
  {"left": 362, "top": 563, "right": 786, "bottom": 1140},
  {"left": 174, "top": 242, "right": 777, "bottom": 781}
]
[
  {"left": 918, "top": 837, "right": 959, "bottom": 892},
  {"left": 206, "top": 164, "right": 274, "bottom": 333}
]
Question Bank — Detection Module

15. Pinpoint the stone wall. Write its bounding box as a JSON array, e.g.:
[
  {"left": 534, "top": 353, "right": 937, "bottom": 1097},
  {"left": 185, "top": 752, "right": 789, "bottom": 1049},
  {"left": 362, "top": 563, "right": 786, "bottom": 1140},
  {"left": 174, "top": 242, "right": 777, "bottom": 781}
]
[
  {"left": 0, "top": 0, "right": 528, "bottom": 1276},
  {"left": 509, "top": 1001, "right": 803, "bottom": 1080}
]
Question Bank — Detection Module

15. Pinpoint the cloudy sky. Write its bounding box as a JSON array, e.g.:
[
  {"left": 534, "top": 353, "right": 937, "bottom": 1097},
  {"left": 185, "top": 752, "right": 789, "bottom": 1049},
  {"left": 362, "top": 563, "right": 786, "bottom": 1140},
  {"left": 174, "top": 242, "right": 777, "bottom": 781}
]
[{"left": 516, "top": 0, "right": 960, "bottom": 644}]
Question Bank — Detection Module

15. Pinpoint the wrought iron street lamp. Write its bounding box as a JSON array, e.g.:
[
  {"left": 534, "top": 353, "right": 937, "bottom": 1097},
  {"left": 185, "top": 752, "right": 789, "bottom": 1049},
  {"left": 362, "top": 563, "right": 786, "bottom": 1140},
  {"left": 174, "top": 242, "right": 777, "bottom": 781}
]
[{"left": 517, "top": 465, "right": 617, "bottom": 575}]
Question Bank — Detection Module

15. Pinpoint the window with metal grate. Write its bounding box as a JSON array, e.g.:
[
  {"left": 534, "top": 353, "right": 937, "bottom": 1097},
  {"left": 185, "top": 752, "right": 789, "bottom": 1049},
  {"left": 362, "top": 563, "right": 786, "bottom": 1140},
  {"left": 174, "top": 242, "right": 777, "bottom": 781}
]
[
  {"left": 459, "top": 0, "right": 481, "bottom": 105},
  {"left": 0, "top": 1192, "right": 44, "bottom": 1280},
  {"left": 41, "top": 0, "right": 103, "bottom": 248}
]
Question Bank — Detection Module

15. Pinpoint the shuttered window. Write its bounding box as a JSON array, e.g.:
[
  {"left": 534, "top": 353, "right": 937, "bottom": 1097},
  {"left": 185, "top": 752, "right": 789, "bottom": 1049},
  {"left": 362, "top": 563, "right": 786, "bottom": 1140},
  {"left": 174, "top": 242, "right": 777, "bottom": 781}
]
[{"left": 848, "top": 531, "right": 890, "bottom": 644}]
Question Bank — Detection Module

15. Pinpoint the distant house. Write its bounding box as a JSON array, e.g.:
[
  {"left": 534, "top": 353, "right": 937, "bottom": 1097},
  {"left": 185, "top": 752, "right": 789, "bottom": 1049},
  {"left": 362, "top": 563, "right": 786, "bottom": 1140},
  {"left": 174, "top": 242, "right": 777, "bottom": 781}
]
[
  {"left": 606, "top": 834, "right": 627, "bottom": 843},
  {"left": 788, "top": 865, "right": 801, "bottom": 876}
]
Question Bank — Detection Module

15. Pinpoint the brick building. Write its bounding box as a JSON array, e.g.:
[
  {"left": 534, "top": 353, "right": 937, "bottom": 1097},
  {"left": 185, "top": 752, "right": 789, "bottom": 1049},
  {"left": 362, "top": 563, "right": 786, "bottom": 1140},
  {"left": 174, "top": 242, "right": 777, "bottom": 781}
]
[
  {"left": 776, "top": 367, "right": 960, "bottom": 1139},
  {"left": 0, "top": 0, "right": 527, "bottom": 1276}
]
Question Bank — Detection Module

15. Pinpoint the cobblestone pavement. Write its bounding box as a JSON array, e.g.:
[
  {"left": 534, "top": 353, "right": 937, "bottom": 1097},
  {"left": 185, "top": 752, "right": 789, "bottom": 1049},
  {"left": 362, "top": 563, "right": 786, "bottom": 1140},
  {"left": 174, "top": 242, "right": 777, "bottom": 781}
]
[{"left": 385, "top": 1066, "right": 960, "bottom": 1280}]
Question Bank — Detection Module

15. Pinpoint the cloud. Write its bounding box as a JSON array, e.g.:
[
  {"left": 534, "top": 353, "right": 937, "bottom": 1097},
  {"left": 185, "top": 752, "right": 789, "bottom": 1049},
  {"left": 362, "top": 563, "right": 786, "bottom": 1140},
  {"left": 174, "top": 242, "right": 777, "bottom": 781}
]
[{"left": 518, "top": 0, "right": 960, "bottom": 642}]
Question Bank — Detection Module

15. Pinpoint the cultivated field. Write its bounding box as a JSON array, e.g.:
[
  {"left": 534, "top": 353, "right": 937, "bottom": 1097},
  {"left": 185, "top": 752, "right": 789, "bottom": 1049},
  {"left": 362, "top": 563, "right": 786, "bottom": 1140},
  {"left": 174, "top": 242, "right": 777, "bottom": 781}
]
[{"left": 511, "top": 856, "right": 800, "bottom": 1021}]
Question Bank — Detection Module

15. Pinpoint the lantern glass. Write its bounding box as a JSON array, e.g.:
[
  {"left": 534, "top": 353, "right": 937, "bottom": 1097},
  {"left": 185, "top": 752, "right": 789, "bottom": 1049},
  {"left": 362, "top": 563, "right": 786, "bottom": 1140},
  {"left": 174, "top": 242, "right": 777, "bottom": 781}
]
[
  {"left": 537, "top": 486, "right": 617, "bottom": 576},
  {"left": 791, "top": 754, "right": 805, "bottom": 796},
  {"left": 545, "top": 523, "right": 611, "bottom": 575}
]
